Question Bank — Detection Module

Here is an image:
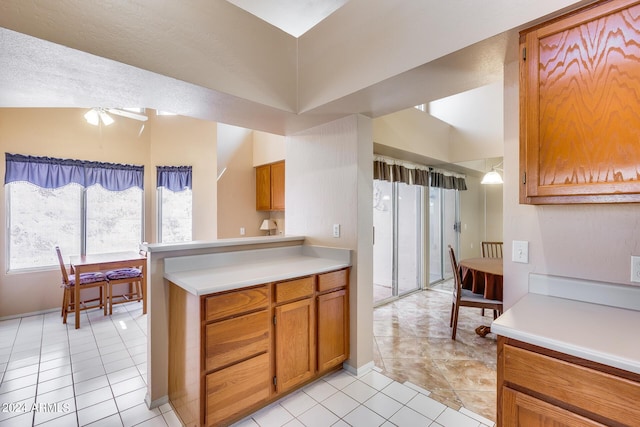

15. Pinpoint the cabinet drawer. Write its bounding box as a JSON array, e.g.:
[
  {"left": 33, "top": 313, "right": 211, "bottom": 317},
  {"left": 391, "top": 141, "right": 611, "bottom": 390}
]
[
  {"left": 205, "top": 310, "right": 270, "bottom": 372},
  {"left": 204, "top": 286, "right": 269, "bottom": 322},
  {"left": 205, "top": 352, "right": 271, "bottom": 427},
  {"left": 503, "top": 344, "right": 640, "bottom": 426},
  {"left": 317, "top": 269, "right": 348, "bottom": 293},
  {"left": 274, "top": 276, "right": 314, "bottom": 304}
]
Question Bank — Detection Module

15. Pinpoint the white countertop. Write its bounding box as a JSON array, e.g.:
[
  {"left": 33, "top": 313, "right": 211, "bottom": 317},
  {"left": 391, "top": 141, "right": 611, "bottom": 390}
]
[
  {"left": 164, "top": 245, "right": 351, "bottom": 296},
  {"left": 492, "top": 274, "right": 640, "bottom": 375}
]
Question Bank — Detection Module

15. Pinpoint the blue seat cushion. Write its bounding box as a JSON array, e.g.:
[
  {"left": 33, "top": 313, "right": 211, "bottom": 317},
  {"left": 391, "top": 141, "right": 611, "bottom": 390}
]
[
  {"left": 106, "top": 267, "right": 142, "bottom": 280},
  {"left": 68, "top": 272, "right": 106, "bottom": 286}
]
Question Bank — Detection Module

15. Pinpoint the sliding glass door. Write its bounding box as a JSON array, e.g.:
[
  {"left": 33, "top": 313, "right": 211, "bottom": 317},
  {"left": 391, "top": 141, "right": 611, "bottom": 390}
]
[
  {"left": 373, "top": 180, "right": 424, "bottom": 305},
  {"left": 428, "top": 187, "right": 460, "bottom": 286}
]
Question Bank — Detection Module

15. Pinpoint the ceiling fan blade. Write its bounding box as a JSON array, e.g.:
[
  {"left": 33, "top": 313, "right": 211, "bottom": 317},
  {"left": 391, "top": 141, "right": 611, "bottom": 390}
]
[{"left": 106, "top": 108, "right": 148, "bottom": 122}]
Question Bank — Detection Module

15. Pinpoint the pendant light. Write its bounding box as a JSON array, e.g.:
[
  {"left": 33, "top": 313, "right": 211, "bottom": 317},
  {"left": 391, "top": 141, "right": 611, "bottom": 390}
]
[{"left": 481, "top": 161, "right": 503, "bottom": 185}]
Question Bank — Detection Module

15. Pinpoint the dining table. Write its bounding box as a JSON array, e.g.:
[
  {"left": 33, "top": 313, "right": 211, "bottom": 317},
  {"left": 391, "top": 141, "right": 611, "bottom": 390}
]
[
  {"left": 69, "top": 251, "right": 147, "bottom": 329},
  {"left": 458, "top": 257, "right": 503, "bottom": 336}
]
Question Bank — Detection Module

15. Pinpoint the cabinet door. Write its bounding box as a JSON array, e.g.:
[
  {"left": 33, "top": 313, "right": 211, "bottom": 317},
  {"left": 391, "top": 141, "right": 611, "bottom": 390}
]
[
  {"left": 275, "top": 297, "right": 315, "bottom": 393},
  {"left": 206, "top": 353, "right": 271, "bottom": 427},
  {"left": 317, "top": 289, "right": 348, "bottom": 372},
  {"left": 502, "top": 387, "right": 605, "bottom": 427},
  {"left": 256, "top": 164, "right": 271, "bottom": 211},
  {"left": 270, "top": 161, "right": 285, "bottom": 211},
  {"left": 520, "top": 1, "right": 640, "bottom": 204}
]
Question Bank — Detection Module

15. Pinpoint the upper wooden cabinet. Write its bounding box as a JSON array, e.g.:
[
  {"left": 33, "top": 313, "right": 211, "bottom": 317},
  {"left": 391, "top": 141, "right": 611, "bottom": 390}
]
[
  {"left": 256, "top": 161, "right": 285, "bottom": 211},
  {"left": 520, "top": 0, "right": 640, "bottom": 204}
]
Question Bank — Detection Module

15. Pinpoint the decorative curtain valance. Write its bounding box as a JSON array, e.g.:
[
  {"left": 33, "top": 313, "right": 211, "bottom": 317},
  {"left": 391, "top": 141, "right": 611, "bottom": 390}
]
[
  {"left": 5, "top": 153, "right": 144, "bottom": 191},
  {"left": 373, "top": 155, "right": 466, "bottom": 190},
  {"left": 156, "top": 166, "right": 192, "bottom": 191},
  {"left": 430, "top": 169, "right": 467, "bottom": 191}
]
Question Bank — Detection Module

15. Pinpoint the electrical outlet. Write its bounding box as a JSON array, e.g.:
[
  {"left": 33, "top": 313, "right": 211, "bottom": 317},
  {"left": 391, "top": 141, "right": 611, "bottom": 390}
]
[
  {"left": 240, "top": 227, "right": 245, "bottom": 236},
  {"left": 512, "top": 240, "right": 529, "bottom": 264},
  {"left": 631, "top": 256, "right": 640, "bottom": 283},
  {"left": 332, "top": 224, "right": 340, "bottom": 238}
]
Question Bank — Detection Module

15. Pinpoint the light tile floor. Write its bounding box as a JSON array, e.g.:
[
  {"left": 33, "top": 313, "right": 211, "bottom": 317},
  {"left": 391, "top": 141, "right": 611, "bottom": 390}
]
[
  {"left": 1, "top": 290, "right": 495, "bottom": 427},
  {"left": 0, "top": 302, "right": 180, "bottom": 427}
]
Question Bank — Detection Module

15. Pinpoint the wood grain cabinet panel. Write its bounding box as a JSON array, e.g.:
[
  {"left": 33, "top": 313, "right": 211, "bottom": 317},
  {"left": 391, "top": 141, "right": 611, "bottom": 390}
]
[
  {"left": 255, "top": 161, "right": 285, "bottom": 211},
  {"left": 520, "top": 0, "right": 640, "bottom": 204},
  {"left": 204, "top": 310, "right": 270, "bottom": 372},
  {"left": 205, "top": 353, "right": 271, "bottom": 427},
  {"left": 317, "top": 289, "right": 348, "bottom": 373},
  {"left": 498, "top": 337, "right": 640, "bottom": 427},
  {"left": 274, "top": 297, "right": 315, "bottom": 393},
  {"left": 204, "top": 286, "right": 268, "bottom": 322},
  {"left": 274, "top": 276, "right": 314, "bottom": 303}
]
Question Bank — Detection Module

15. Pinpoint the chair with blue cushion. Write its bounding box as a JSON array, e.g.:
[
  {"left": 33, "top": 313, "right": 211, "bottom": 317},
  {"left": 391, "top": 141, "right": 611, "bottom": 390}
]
[
  {"left": 56, "top": 246, "right": 108, "bottom": 324},
  {"left": 105, "top": 253, "right": 144, "bottom": 314},
  {"left": 448, "top": 245, "right": 503, "bottom": 340}
]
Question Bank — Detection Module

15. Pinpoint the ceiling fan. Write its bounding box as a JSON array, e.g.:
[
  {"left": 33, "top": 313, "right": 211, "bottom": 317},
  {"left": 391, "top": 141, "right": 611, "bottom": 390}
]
[{"left": 84, "top": 107, "right": 148, "bottom": 126}]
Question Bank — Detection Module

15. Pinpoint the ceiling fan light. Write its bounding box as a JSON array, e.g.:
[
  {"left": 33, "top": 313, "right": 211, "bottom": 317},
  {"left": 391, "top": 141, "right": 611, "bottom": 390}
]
[
  {"left": 99, "top": 110, "right": 114, "bottom": 126},
  {"left": 481, "top": 170, "right": 503, "bottom": 185},
  {"left": 84, "top": 109, "right": 100, "bottom": 126}
]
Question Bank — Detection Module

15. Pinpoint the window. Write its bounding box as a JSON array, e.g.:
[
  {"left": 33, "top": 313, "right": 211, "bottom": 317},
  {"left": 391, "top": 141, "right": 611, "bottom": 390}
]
[
  {"left": 86, "top": 186, "right": 143, "bottom": 254},
  {"left": 157, "top": 166, "right": 192, "bottom": 243},
  {"left": 5, "top": 154, "right": 144, "bottom": 271}
]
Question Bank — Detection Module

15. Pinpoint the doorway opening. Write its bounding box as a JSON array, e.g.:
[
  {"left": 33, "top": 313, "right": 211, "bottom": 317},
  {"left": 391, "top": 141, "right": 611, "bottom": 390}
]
[
  {"left": 373, "top": 180, "right": 424, "bottom": 305},
  {"left": 427, "top": 187, "right": 460, "bottom": 292}
]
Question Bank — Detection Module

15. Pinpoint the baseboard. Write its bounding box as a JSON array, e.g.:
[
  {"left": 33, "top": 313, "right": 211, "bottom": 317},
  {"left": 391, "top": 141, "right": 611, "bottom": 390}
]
[
  {"left": 0, "top": 307, "right": 58, "bottom": 321},
  {"left": 145, "top": 393, "right": 168, "bottom": 410},
  {"left": 343, "top": 360, "right": 375, "bottom": 377}
]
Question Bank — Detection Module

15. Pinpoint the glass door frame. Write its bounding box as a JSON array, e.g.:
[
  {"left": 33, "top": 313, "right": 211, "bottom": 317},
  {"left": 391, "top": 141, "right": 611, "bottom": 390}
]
[{"left": 373, "top": 180, "right": 425, "bottom": 306}]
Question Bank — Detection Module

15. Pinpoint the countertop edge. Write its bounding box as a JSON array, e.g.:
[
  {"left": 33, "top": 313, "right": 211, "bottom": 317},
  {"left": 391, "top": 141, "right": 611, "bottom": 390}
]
[
  {"left": 166, "top": 261, "right": 351, "bottom": 296},
  {"left": 492, "top": 293, "right": 640, "bottom": 375},
  {"left": 141, "top": 235, "right": 305, "bottom": 253}
]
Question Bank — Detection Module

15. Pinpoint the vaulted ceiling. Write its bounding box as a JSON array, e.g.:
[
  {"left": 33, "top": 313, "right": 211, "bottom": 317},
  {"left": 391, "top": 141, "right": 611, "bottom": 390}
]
[{"left": 0, "top": 0, "right": 593, "bottom": 135}]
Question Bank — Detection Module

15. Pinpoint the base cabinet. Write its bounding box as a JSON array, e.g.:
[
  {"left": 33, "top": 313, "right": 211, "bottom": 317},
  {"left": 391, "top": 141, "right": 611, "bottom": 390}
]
[
  {"left": 169, "top": 267, "right": 349, "bottom": 427},
  {"left": 205, "top": 353, "right": 271, "bottom": 426},
  {"left": 274, "top": 296, "right": 315, "bottom": 393},
  {"left": 317, "top": 289, "right": 348, "bottom": 373},
  {"left": 498, "top": 336, "right": 640, "bottom": 426}
]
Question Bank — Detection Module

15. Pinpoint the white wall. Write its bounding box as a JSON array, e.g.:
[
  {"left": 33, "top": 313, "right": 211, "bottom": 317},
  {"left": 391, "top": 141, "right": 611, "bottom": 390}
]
[
  {"left": 286, "top": 114, "right": 373, "bottom": 372},
  {"left": 430, "top": 82, "right": 504, "bottom": 163}
]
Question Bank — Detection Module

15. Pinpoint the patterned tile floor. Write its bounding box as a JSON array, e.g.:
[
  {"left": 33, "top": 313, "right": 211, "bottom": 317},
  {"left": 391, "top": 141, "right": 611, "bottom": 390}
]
[
  {"left": 373, "top": 286, "right": 498, "bottom": 423},
  {"left": 0, "top": 286, "right": 496, "bottom": 427}
]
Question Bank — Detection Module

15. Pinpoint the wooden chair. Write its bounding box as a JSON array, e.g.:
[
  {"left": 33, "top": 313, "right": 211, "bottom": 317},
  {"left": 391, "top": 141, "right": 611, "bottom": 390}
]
[
  {"left": 56, "top": 246, "right": 108, "bottom": 324},
  {"left": 448, "top": 245, "right": 503, "bottom": 340},
  {"left": 480, "top": 241, "right": 503, "bottom": 315},
  {"left": 105, "top": 251, "right": 145, "bottom": 314},
  {"left": 481, "top": 241, "right": 503, "bottom": 258}
]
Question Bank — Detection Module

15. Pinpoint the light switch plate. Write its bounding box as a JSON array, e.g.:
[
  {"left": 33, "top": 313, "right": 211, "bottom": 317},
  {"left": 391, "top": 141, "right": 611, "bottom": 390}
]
[
  {"left": 333, "top": 224, "right": 340, "bottom": 238},
  {"left": 632, "top": 256, "right": 640, "bottom": 283},
  {"left": 512, "top": 240, "right": 529, "bottom": 264}
]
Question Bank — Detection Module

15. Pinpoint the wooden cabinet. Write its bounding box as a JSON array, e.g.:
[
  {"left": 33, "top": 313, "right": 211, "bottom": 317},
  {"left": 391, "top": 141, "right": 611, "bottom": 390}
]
[
  {"left": 169, "top": 284, "right": 271, "bottom": 427},
  {"left": 256, "top": 161, "right": 284, "bottom": 211},
  {"left": 520, "top": 0, "right": 640, "bottom": 204},
  {"left": 169, "top": 267, "right": 350, "bottom": 427},
  {"left": 498, "top": 337, "right": 640, "bottom": 426},
  {"left": 316, "top": 269, "right": 349, "bottom": 373},
  {"left": 273, "top": 276, "right": 315, "bottom": 393}
]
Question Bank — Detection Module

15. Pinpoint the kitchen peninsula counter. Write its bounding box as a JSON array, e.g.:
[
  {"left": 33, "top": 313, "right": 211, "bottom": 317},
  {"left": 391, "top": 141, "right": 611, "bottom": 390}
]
[
  {"left": 140, "top": 235, "right": 352, "bottom": 413},
  {"left": 163, "top": 244, "right": 351, "bottom": 295}
]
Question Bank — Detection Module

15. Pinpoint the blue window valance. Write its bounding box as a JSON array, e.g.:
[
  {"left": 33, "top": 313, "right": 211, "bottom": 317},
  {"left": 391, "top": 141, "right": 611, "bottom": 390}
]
[
  {"left": 5, "top": 153, "right": 144, "bottom": 191},
  {"left": 156, "top": 166, "right": 192, "bottom": 191}
]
